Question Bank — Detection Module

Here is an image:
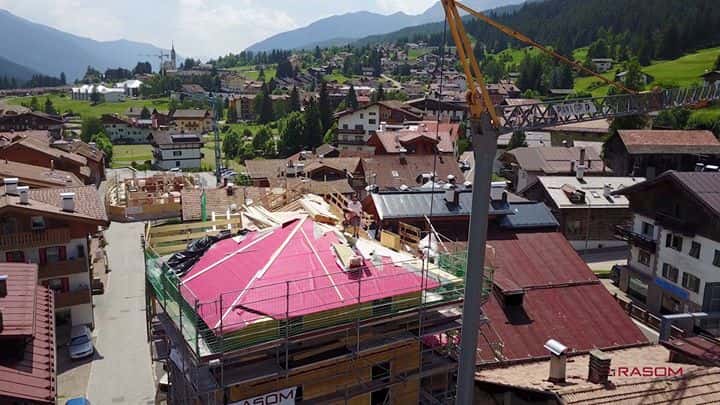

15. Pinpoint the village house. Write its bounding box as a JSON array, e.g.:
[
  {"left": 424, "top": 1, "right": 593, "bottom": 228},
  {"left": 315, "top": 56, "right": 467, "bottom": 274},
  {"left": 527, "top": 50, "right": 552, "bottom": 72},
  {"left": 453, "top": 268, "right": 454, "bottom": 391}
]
[
  {"left": 405, "top": 97, "right": 467, "bottom": 122},
  {"left": 604, "top": 129, "right": 720, "bottom": 179},
  {"left": 366, "top": 121, "right": 460, "bottom": 156},
  {"left": 0, "top": 159, "right": 83, "bottom": 188},
  {"left": 500, "top": 146, "right": 608, "bottom": 192},
  {"left": 0, "top": 131, "right": 105, "bottom": 186},
  {"left": 362, "top": 154, "right": 464, "bottom": 191},
  {"left": 170, "top": 109, "right": 213, "bottom": 134},
  {"left": 149, "top": 132, "right": 204, "bottom": 170},
  {"left": 0, "top": 182, "right": 109, "bottom": 328},
  {"left": 244, "top": 156, "right": 363, "bottom": 192},
  {"left": 545, "top": 118, "right": 611, "bottom": 145},
  {"left": 613, "top": 171, "right": 720, "bottom": 334},
  {"left": 0, "top": 111, "right": 64, "bottom": 136},
  {"left": 71, "top": 84, "right": 126, "bottom": 102},
  {"left": 701, "top": 70, "right": 720, "bottom": 85},
  {"left": 101, "top": 114, "right": 166, "bottom": 144},
  {"left": 0, "top": 263, "right": 57, "bottom": 404},
  {"left": 335, "top": 101, "right": 423, "bottom": 153},
  {"left": 229, "top": 94, "right": 290, "bottom": 122},
  {"left": 591, "top": 58, "right": 614, "bottom": 73},
  {"left": 522, "top": 175, "right": 645, "bottom": 250},
  {"left": 475, "top": 340, "right": 720, "bottom": 404}
]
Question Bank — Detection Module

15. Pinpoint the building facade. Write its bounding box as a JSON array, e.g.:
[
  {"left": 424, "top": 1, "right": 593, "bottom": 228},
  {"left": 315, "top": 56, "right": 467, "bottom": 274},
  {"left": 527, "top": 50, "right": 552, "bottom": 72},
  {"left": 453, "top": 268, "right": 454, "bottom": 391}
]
[
  {"left": 0, "top": 184, "right": 109, "bottom": 328},
  {"left": 150, "top": 133, "right": 204, "bottom": 170},
  {"left": 335, "top": 101, "right": 423, "bottom": 153},
  {"left": 614, "top": 171, "right": 720, "bottom": 334},
  {"left": 171, "top": 109, "right": 213, "bottom": 134}
]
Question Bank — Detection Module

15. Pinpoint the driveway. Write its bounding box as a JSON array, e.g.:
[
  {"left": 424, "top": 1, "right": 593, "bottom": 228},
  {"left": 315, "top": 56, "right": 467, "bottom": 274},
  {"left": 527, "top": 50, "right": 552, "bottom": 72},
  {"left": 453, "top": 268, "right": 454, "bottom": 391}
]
[{"left": 85, "top": 222, "right": 155, "bottom": 404}]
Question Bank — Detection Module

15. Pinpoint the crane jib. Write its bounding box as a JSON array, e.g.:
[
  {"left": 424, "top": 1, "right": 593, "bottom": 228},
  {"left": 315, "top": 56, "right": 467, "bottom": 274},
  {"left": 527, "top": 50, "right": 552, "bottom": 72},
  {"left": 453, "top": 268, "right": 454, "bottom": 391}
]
[{"left": 495, "top": 83, "right": 720, "bottom": 134}]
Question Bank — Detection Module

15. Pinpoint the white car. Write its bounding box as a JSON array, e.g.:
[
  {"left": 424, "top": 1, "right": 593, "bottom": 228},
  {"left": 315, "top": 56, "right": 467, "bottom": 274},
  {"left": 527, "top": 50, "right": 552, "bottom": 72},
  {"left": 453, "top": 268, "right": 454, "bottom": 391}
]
[{"left": 69, "top": 325, "right": 94, "bottom": 360}]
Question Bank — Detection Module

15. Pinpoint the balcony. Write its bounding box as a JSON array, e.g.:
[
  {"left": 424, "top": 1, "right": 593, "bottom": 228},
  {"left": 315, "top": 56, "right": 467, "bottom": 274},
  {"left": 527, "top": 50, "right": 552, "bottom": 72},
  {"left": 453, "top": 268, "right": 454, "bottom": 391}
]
[
  {"left": 614, "top": 225, "right": 657, "bottom": 252},
  {"left": 39, "top": 257, "right": 88, "bottom": 279},
  {"left": 55, "top": 287, "right": 92, "bottom": 308},
  {"left": 0, "top": 228, "right": 71, "bottom": 251},
  {"left": 337, "top": 139, "right": 367, "bottom": 146},
  {"left": 656, "top": 212, "right": 696, "bottom": 236},
  {"left": 337, "top": 128, "right": 366, "bottom": 135}
]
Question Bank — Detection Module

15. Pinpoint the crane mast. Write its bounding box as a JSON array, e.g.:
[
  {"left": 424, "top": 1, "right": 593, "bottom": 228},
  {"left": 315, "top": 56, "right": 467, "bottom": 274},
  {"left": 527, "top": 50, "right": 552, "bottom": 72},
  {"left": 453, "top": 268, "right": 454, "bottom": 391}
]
[{"left": 439, "top": 1, "right": 720, "bottom": 404}]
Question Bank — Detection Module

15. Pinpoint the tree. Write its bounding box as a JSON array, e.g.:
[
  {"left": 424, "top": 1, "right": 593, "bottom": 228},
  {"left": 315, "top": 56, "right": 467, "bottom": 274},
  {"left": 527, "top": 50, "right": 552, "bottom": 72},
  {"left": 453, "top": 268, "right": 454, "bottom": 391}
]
[
  {"left": 346, "top": 85, "right": 359, "bottom": 110},
  {"left": 323, "top": 122, "right": 337, "bottom": 144},
  {"left": 253, "top": 126, "right": 272, "bottom": 156},
  {"left": 714, "top": 54, "right": 720, "bottom": 71},
  {"left": 133, "top": 61, "right": 153, "bottom": 75},
  {"left": 214, "top": 98, "right": 224, "bottom": 121},
  {"left": 28, "top": 96, "right": 40, "bottom": 111},
  {"left": 653, "top": 108, "right": 691, "bottom": 129},
  {"left": 507, "top": 130, "right": 527, "bottom": 150},
  {"left": 140, "top": 106, "right": 151, "bottom": 119},
  {"left": 44, "top": 97, "right": 57, "bottom": 115},
  {"left": 81, "top": 117, "right": 105, "bottom": 143},
  {"left": 91, "top": 132, "right": 113, "bottom": 165},
  {"left": 517, "top": 53, "right": 545, "bottom": 93},
  {"left": 303, "top": 98, "right": 323, "bottom": 150},
  {"left": 621, "top": 58, "right": 644, "bottom": 92},
  {"left": 658, "top": 24, "right": 681, "bottom": 60},
  {"left": 222, "top": 131, "right": 242, "bottom": 159},
  {"left": 276, "top": 59, "right": 295, "bottom": 79},
  {"left": 314, "top": 46, "right": 322, "bottom": 61},
  {"left": 60, "top": 72, "right": 66, "bottom": 85},
  {"left": 373, "top": 83, "right": 386, "bottom": 102},
  {"left": 637, "top": 39, "right": 652, "bottom": 66},
  {"left": 227, "top": 103, "right": 238, "bottom": 123},
  {"left": 90, "top": 88, "right": 101, "bottom": 104},
  {"left": 257, "top": 67, "right": 266, "bottom": 81},
  {"left": 318, "top": 81, "right": 333, "bottom": 134},
  {"left": 256, "top": 89, "right": 275, "bottom": 124},
  {"left": 279, "top": 111, "right": 305, "bottom": 156},
  {"left": 289, "top": 86, "right": 301, "bottom": 112}
]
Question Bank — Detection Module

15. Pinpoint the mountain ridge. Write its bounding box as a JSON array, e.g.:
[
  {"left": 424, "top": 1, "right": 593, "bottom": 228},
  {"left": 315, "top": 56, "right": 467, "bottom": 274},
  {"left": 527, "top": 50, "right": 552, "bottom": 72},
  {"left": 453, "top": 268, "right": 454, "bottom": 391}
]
[{"left": 0, "top": 8, "right": 172, "bottom": 81}]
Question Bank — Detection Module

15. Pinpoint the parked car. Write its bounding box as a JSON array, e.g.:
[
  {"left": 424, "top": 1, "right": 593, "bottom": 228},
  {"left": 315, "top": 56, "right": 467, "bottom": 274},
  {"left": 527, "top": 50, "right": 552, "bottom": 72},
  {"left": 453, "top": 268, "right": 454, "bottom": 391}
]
[
  {"left": 65, "top": 397, "right": 91, "bottom": 405},
  {"left": 69, "top": 325, "right": 94, "bottom": 360},
  {"left": 169, "top": 167, "right": 182, "bottom": 173}
]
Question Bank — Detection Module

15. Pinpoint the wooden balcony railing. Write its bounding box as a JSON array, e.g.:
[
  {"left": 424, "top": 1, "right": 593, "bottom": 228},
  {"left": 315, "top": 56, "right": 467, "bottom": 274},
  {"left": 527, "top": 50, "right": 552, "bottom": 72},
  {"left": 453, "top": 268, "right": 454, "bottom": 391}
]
[
  {"left": 0, "top": 228, "right": 71, "bottom": 251},
  {"left": 55, "top": 287, "right": 92, "bottom": 308},
  {"left": 38, "top": 258, "right": 88, "bottom": 280},
  {"left": 613, "top": 225, "right": 657, "bottom": 253}
]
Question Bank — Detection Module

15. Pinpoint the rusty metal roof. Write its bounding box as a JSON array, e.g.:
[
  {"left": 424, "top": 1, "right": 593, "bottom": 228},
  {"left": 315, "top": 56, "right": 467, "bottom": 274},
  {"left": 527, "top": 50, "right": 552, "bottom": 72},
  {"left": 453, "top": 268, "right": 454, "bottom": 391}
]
[
  {"left": 477, "top": 231, "right": 648, "bottom": 365},
  {"left": 0, "top": 263, "right": 56, "bottom": 404},
  {"left": 618, "top": 129, "right": 720, "bottom": 154}
]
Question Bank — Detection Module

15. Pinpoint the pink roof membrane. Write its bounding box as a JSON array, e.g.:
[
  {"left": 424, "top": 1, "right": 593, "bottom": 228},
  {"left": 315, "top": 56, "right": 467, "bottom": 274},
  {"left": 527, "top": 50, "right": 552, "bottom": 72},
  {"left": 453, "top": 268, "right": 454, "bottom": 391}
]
[{"left": 180, "top": 217, "right": 438, "bottom": 334}]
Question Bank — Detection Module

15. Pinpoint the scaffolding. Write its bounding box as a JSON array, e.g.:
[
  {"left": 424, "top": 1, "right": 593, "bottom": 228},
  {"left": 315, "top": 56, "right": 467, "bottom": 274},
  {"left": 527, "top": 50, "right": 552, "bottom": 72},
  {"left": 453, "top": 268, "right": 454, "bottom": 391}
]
[
  {"left": 143, "top": 223, "right": 493, "bottom": 404},
  {"left": 105, "top": 172, "right": 196, "bottom": 222}
]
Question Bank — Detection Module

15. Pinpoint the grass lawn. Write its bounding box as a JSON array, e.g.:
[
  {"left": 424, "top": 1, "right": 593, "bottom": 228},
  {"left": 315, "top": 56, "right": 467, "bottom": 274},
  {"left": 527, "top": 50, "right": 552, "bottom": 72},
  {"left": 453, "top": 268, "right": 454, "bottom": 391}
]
[
  {"left": 573, "top": 71, "right": 617, "bottom": 97},
  {"left": 112, "top": 144, "right": 153, "bottom": 168},
  {"left": 229, "top": 65, "right": 277, "bottom": 81},
  {"left": 323, "top": 72, "right": 353, "bottom": 83},
  {"left": 408, "top": 48, "right": 431, "bottom": 61},
  {"left": 573, "top": 47, "right": 720, "bottom": 96},
  {"left": 5, "top": 94, "right": 169, "bottom": 119}
]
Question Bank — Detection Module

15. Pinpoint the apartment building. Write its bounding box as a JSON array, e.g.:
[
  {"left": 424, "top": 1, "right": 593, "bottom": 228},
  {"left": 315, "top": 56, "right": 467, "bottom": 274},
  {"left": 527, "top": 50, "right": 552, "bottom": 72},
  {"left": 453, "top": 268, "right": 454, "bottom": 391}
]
[
  {"left": 335, "top": 101, "right": 423, "bottom": 153},
  {"left": 149, "top": 132, "right": 204, "bottom": 170},
  {"left": 170, "top": 109, "right": 213, "bottom": 134},
  {"left": 0, "top": 180, "right": 109, "bottom": 327},
  {"left": 613, "top": 171, "right": 720, "bottom": 333}
]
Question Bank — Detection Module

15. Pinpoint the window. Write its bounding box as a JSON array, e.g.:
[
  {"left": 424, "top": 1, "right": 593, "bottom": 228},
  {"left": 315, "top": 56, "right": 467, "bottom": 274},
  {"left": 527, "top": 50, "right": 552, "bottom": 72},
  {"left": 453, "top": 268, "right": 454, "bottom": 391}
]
[
  {"left": 41, "top": 246, "right": 66, "bottom": 264},
  {"left": 391, "top": 170, "right": 399, "bottom": 178},
  {"left": 689, "top": 241, "right": 702, "bottom": 259},
  {"left": 681, "top": 272, "right": 701, "bottom": 293},
  {"left": 369, "top": 119, "right": 377, "bottom": 125},
  {"left": 369, "top": 111, "right": 377, "bottom": 116},
  {"left": 1, "top": 217, "right": 17, "bottom": 234},
  {"left": 360, "top": 113, "right": 364, "bottom": 119},
  {"left": 342, "top": 124, "right": 349, "bottom": 130},
  {"left": 714, "top": 250, "right": 720, "bottom": 267},
  {"left": 354, "top": 124, "right": 364, "bottom": 131},
  {"left": 566, "top": 220, "right": 582, "bottom": 235},
  {"left": 641, "top": 222, "right": 654, "bottom": 238},
  {"left": 666, "top": 234, "right": 683, "bottom": 252},
  {"left": 638, "top": 250, "right": 651, "bottom": 266},
  {"left": 76, "top": 244, "right": 85, "bottom": 259},
  {"left": 44, "top": 278, "right": 69, "bottom": 293},
  {"left": 175, "top": 161, "right": 181, "bottom": 167},
  {"left": 30, "top": 216, "right": 46, "bottom": 230},
  {"left": 662, "top": 263, "right": 679, "bottom": 283},
  {"left": 5, "top": 251, "right": 25, "bottom": 263},
  {"left": 173, "top": 150, "right": 182, "bottom": 157}
]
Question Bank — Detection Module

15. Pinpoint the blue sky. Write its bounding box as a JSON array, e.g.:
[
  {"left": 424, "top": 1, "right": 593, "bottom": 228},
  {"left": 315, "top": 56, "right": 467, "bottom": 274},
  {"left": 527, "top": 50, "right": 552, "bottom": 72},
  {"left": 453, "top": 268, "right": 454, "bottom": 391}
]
[{"left": 0, "top": 0, "right": 449, "bottom": 58}]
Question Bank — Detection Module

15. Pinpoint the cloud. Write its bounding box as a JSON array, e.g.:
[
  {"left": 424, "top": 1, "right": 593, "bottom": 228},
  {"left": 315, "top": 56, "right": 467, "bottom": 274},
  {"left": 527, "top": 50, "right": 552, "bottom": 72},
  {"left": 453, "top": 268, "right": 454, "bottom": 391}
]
[{"left": 375, "top": 0, "right": 435, "bottom": 15}]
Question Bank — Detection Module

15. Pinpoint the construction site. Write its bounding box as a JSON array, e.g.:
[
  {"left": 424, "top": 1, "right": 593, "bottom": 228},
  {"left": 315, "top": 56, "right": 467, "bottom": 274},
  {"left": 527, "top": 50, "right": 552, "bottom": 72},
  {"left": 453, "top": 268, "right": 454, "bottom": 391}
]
[
  {"left": 105, "top": 172, "right": 197, "bottom": 222},
  {"left": 143, "top": 192, "right": 494, "bottom": 404}
]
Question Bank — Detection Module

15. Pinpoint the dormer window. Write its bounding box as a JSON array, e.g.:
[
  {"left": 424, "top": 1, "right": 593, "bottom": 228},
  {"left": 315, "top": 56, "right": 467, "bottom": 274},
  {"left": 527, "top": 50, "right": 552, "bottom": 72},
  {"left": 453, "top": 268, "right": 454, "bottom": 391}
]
[{"left": 31, "top": 216, "right": 46, "bottom": 230}]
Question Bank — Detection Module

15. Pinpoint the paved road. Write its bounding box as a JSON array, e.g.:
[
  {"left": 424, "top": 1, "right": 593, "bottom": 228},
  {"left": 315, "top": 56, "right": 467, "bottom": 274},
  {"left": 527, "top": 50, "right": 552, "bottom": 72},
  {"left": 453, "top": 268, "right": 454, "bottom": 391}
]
[{"left": 86, "top": 222, "right": 155, "bottom": 404}]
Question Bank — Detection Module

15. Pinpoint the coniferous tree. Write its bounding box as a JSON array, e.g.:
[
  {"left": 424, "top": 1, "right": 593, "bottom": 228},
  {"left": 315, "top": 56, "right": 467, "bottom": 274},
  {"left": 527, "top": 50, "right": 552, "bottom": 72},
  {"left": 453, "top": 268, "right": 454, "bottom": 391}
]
[
  {"left": 289, "top": 86, "right": 301, "bottom": 112},
  {"left": 140, "top": 106, "right": 151, "bottom": 119},
  {"left": 346, "top": 85, "right": 359, "bottom": 110},
  {"left": 303, "top": 97, "right": 322, "bottom": 149},
  {"left": 60, "top": 72, "right": 66, "bottom": 85},
  {"left": 318, "top": 81, "right": 333, "bottom": 134},
  {"left": 44, "top": 97, "right": 57, "bottom": 115},
  {"left": 29, "top": 96, "right": 39, "bottom": 111}
]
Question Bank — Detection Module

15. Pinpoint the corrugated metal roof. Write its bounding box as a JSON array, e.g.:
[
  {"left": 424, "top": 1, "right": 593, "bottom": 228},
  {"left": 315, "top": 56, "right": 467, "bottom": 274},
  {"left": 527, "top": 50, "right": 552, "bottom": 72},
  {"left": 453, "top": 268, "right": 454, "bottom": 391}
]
[
  {"left": 476, "top": 231, "right": 648, "bottom": 364},
  {"left": 0, "top": 263, "right": 37, "bottom": 338},
  {"left": 618, "top": 129, "right": 720, "bottom": 154},
  {"left": 0, "top": 263, "right": 56, "bottom": 404},
  {"left": 370, "top": 189, "right": 512, "bottom": 220},
  {"left": 538, "top": 176, "right": 645, "bottom": 209}
]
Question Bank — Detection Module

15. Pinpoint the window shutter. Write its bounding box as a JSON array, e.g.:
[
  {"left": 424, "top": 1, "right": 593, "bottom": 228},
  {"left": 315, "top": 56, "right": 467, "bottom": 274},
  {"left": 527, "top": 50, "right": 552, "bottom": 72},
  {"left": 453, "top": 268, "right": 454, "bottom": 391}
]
[
  {"left": 665, "top": 234, "right": 672, "bottom": 248},
  {"left": 61, "top": 278, "right": 69, "bottom": 293},
  {"left": 39, "top": 248, "right": 47, "bottom": 265},
  {"left": 59, "top": 246, "right": 67, "bottom": 261}
]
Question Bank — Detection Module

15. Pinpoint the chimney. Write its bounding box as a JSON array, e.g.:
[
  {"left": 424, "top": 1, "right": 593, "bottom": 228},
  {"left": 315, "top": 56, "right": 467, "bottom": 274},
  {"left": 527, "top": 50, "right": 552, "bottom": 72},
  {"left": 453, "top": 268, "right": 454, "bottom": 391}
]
[
  {"left": 579, "top": 148, "right": 586, "bottom": 166},
  {"left": 0, "top": 274, "right": 7, "bottom": 298},
  {"left": 576, "top": 162, "right": 585, "bottom": 180},
  {"left": 544, "top": 339, "right": 569, "bottom": 383},
  {"left": 588, "top": 349, "right": 612, "bottom": 385},
  {"left": 60, "top": 192, "right": 75, "bottom": 212},
  {"left": 4, "top": 177, "right": 18, "bottom": 195},
  {"left": 50, "top": 159, "right": 55, "bottom": 171},
  {"left": 17, "top": 186, "right": 29, "bottom": 204},
  {"left": 226, "top": 183, "right": 235, "bottom": 196}
]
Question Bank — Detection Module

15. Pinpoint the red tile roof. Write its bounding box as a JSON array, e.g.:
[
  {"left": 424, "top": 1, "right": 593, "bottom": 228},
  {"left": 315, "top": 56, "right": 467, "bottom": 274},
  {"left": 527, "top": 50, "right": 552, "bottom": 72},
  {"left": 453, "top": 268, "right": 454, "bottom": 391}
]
[
  {"left": 0, "top": 185, "right": 109, "bottom": 224},
  {"left": 618, "top": 130, "right": 720, "bottom": 154},
  {"left": 373, "top": 121, "right": 459, "bottom": 154},
  {"left": 476, "top": 231, "right": 648, "bottom": 365},
  {"left": 362, "top": 154, "right": 464, "bottom": 190},
  {"left": 0, "top": 159, "right": 83, "bottom": 188},
  {"left": 0, "top": 263, "right": 56, "bottom": 404}
]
